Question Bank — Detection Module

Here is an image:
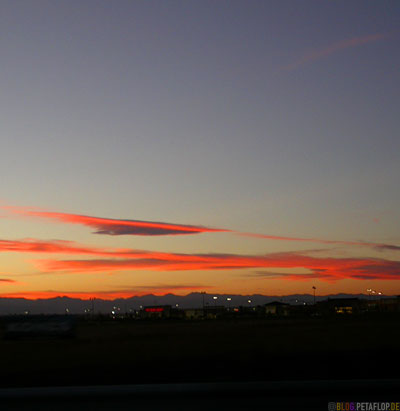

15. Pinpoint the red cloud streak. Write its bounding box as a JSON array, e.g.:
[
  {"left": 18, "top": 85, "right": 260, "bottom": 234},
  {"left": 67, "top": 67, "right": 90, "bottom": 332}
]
[
  {"left": 282, "top": 32, "right": 387, "bottom": 71},
  {"left": 1, "top": 238, "right": 400, "bottom": 282},
  {"left": 0, "top": 238, "right": 235, "bottom": 262},
  {"left": 37, "top": 252, "right": 400, "bottom": 282},
  {"left": 5, "top": 206, "right": 226, "bottom": 236},
  {"left": 5, "top": 205, "right": 400, "bottom": 251},
  {"left": 0, "top": 278, "right": 18, "bottom": 283}
]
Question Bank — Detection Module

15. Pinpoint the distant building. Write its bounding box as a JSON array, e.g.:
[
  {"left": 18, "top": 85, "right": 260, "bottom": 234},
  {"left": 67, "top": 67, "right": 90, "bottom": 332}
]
[
  {"left": 184, "top": 308, "right": 204, "bottom": 320},
  {"left": 141, "top": 305, "right": 172, "bottom": 319},
  {"left": 378, "top": 296, "right": 400, "bottom": 312},
  {"left": 204, "top": 306, "right": 226, "bottom": 319},
  {"left": 264, "top": 301, "right": 290, "bottom": 316},
  {"left": 317, "top": 298, "right": 361, "bottom": 315}
]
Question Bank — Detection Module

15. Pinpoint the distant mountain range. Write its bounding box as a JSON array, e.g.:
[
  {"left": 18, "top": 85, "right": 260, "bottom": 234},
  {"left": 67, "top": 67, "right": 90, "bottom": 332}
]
[{"left": 0, "top": 292, "right": 388, "bottom": 315}]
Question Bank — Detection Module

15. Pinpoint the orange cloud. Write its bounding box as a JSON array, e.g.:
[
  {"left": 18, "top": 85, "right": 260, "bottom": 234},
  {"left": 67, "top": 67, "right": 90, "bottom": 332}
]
[
  {"left": 36, "top": 251, "right": 400, "bottom": 282},
  {"left": 0, "top": 238, "right": 127, "bottom": 256},
  {"left": 0, "top": 236, "right": 399, "bottom": 282},
  {"left": 0, "top": 238, "right": 163, "bottom": 258},
  {"left": 0, "top": 278, "right": 18, "bottom": 283},
  {"left": 1, "top": 236, "right": 400, "bottom": 282},
  {"left": 5, "top": 204, "right": 400, "bottom": 251},
  {"left": 0, "top": 238, "right": 244, "bottom": 265},
  {"left": 5, "top": 206, "right": 227, "bottom": 236}
]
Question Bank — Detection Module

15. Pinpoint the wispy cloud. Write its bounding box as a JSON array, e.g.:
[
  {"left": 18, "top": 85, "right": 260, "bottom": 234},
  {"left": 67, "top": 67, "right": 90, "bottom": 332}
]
[
  {"left": 282, "top": 33, "right": 387, "bottom": 71},
  {"left": 0, "top": 238, "right": 244, "bottom": 265},
  {"left": 0, "top": 238, "right": 174, "bottom": 258},
  {"left": 4, "top": 204, "right": 400, "bottom": 251},
  {"left": 0, "top": 236, "right": 399, "bottom": 282},
  {"left": 375, "top": 244, "right": 400, "bottom": 252},
  {"left": 4, "top": 206, "right": 226, "bottom": 236},
  {"left": 238, "top": 232, "right": 400, "bottom": 252},
  {"left": 243, "top": 271, "right": 335, "bottom": 282},
  {"left": 36, "top": 251, "right": 400, "bottom": 282},
  {"left": 0, "top": 278, "right": 18, "bottom": 283}
]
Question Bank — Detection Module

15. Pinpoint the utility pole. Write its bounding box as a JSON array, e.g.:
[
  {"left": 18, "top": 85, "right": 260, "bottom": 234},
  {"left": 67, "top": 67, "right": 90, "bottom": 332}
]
[
  {"left": 201, "top": 291, "right": 206, "bottom": 317},
  {"left": 91, "top": 297, "right": 95, "bottom": 317},
  {"left": 312, "top": 286, "right": 316, "bottom": 305}
]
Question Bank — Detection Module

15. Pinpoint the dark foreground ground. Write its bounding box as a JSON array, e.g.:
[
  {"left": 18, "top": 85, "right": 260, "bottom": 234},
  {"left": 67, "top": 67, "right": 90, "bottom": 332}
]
[
  {"left": 0, "top": 316, "right": 399, "bottom": 409},
  {"left": 1, "top": 379, "right": 399, "bottom": 411},
  {"left": 1, "top": 315, "right": 399, "bottom": 386}
]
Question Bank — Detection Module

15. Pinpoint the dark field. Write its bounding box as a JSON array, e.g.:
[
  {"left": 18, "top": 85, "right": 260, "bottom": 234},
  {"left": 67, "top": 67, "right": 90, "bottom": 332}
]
[{"left": 1, "top": 316, "right": 399, "bottom": 388}]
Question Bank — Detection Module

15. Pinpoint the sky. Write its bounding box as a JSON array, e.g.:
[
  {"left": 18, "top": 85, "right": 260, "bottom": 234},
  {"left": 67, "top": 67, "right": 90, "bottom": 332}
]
[{"left": 1, "top": 0, "right": 400, "bottom": 299}]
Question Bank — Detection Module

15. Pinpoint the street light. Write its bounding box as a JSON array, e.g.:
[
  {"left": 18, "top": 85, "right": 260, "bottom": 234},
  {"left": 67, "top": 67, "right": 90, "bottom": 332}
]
[
  {"left": 213, "top": 296, "right": 218, "bottom": 307},
  {"left": 367, "top": 289, "right": 379, "bottom": 300},
  {"left": 227, "top": 297, "right": 232, "bottom": 310}
]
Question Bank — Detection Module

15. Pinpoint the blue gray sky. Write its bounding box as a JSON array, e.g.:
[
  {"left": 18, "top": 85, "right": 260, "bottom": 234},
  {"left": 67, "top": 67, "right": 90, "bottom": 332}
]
[{"left": 1, "top": 1, "right": 399, "bottom": 298}]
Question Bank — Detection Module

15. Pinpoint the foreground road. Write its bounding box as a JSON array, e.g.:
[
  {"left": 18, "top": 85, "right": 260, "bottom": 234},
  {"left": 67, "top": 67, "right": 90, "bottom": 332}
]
[{"left": 0, "top": 379, "right": 399, "bottom": 411}]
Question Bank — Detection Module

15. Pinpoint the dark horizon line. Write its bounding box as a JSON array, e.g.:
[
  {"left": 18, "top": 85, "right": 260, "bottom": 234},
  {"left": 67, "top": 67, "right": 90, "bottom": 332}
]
[{"left": 0, "top": 291, "right": 397, "bottom": 302}]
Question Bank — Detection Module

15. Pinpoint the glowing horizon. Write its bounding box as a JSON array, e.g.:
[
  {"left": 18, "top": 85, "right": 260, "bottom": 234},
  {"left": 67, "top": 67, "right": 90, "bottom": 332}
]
[
  {"left": 1, "top": 2, "right": 399, "bottom": 299},
  {"left": 1, "top": 203, "right": 400, "bottom": 298}
]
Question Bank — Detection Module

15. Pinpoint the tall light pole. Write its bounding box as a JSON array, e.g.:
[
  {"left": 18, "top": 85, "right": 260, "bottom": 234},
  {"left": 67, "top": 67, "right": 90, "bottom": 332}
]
[
  {"left": 367, "top": 288, "right": 374, "bottom": 312},
  {"left": 312, "top": 286, "right": 316, "bottom": 305},
  {"left": 201, "top": 291, "right": 206, "bottom": 317},
  {"left": 91, "top": 297, "right": 95, "bottom": 317}
]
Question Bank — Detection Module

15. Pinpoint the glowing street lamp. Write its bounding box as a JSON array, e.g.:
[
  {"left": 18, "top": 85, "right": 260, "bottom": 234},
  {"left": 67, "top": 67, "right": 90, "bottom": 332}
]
[
  {"left": 367, "top": 289, "right": 378, "bottom": 300},
  {"left": 366, "top": 289, "right": 381, "bottom": 311}
]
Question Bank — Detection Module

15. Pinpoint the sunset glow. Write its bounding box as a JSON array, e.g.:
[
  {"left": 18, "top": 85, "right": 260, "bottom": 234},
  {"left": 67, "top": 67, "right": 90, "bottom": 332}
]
[{"left": 1, "top": 1, "right": 399, "bottom": 301}]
